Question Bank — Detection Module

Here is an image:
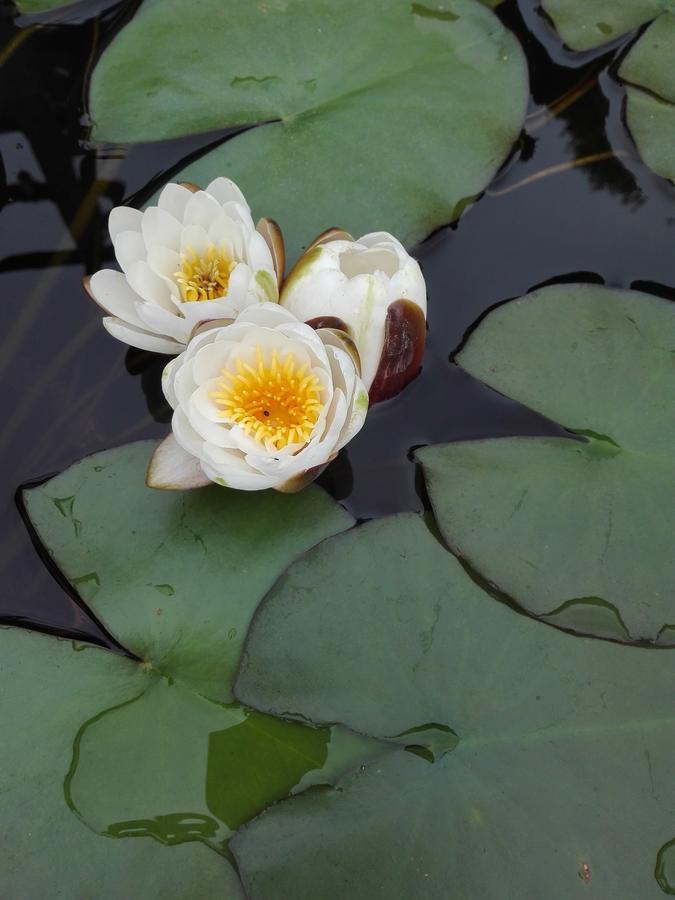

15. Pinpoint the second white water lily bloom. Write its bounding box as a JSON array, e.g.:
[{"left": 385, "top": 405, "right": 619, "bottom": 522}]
[
  {"left": 148, "top": 304, "right": 369, "bottom": 492},
  {"left": 86, "top": 178, "right": 283, "bottom": 355},
  {"left": 281, "top": 231, "right": 427, "bottom": 403}
]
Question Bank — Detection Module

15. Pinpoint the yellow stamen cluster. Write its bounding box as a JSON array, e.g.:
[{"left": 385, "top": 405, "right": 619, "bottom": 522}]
[
  {"left": 211, "top": 347, "right": 325, "bottom": 450},
  {"left": 174, "top": 244, "right": 236, "bottom": 302}
]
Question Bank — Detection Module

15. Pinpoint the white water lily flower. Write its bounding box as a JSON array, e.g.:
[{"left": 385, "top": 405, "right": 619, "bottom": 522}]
[
  {"left": 280, "top": 230, "right": 427, "bottom": 403},
  {"left": 86, "top": 178, "right": 284, "bottom": 355},
  {"left": 148, "top": 303, "right": 369, "bottom": 492}
]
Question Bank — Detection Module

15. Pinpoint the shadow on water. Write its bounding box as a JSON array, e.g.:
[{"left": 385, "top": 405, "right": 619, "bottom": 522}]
[{"left": 0, "top": 0, "right": 673, "bottom": 643}]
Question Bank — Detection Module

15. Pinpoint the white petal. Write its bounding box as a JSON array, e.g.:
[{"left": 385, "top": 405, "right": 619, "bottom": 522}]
[
  {"left": 109, "top": 206, "right": 142, "bottom": 241},
  {"left": 205, "top": 177, "right": 249, "bottom": 210},
  {"left": 113, "top": 230, "right": 147, "bottom": 274},
  {"left": 88, "top": 269, "right": 146, "bottom": 329},
  {"left": 201, "top": 459, "right": 279, "bottom": 491},
  {"left": 157, "top": 183, "right": 192, "bottom": 222},
  {"left": 136, "top": 303, "right": 190, "bottom": 343},
  {"left": 141, "top": 206, "right": 183, "bottom": 252},
  {"left": 183, "top": 191, "right": 223, "bottom": 229},
  {"left": 102, "top": 317, "right": 183, "bottom": 354},
  {"left": 245, "top": 229, "right": 275, "bottom": 273},
  {"left": 172, "top": 407, "right": 205, "bottom": 458},
  {"left": 180, "top": 224, "right": 211, "bottom": 257},
  {"left": 146, "top": 434, "right": 210, "bottom": 490},
  {"left": 126, "top": 260, "right": 174, "bottom": 310},
  {"left": 147, "top": 244, "right": 181, "bottom": 276},
  {"left": 235, "top": 302, "right": 298, "bottom": 329}
]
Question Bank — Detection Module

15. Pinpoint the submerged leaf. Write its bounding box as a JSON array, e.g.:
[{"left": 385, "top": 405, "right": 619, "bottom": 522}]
[
  {"left": 89, "top": 0, "right": 528, "bottom": 262},
  {"left": 418, "top": 284, "right": 675, "bottom": 642}
]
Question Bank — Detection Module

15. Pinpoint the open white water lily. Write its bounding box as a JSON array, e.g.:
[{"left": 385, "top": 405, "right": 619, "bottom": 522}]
[
  {"left": 280, "top": 229, "right": 427, "bottom": 403},
  {"left": 85, "top": 178, "right": 284, "bottom": 354},
  {"left": 148, "top": 303, "right": 369, "bottom": 492}
]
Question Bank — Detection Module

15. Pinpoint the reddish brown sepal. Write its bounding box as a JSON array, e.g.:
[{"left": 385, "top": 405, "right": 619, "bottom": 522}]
[
  {"left": 179, "top": 182, "right": 201, "bottom": 193},
  {"left": 305, "top": 316, "right": 350, "bottom": 333},
  {"left": 369, "top": 300, "right": 426, "bottom": 405}
]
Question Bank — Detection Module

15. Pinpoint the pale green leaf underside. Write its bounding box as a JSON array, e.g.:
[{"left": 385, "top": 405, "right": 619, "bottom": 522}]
[
  {"left": 90, "top": 0, "right": 528, "bottom": 262},
  {"left": 233, "top": 515, "right": 675, "bottom": 898},
  {"left": 620, "top": 13, "right": 675, "bottom": 182},
  {"left": 418, "top": 284, "right": 675, "bottom": 642}
]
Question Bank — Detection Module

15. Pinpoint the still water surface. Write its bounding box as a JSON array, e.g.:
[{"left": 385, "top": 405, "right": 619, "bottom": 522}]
[{"left": 1, "top": 0, "right": 673, "bottom": 647}]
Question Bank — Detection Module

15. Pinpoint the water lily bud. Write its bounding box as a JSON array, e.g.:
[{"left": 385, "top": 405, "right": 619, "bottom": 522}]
[
  {"left": 147, "top": 303, "right": 369, "bottom": 492},
  {"left": 280, "top": 231, "right": 427, "bottom": 403},
  {"left": 85, "top": 178, "right": 282, "bottom": 354}
]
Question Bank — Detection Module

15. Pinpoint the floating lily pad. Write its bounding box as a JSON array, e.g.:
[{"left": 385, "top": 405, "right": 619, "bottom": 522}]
[
  {"left": 540, "top": 0, "right": 675, "bottom": 181},
  {"left": 5, "top": 442, "right": 385, "bottom": 893},
  {"left": 417, "top": 284, "right": 675, "bottom": 643},
  {"left": 233, "top": 515, "right": 675, "bottom": 898},
  {"left": 89, "top": 0, "right": 528, "bottom": 262},
  {"left": 540, "top": 0, "right": 667, "bottom": 51},
  {"left": 24, "top": 441, "right": 354, "bottom": 702},
  {"left": 619, "top": 13, "right": 675, "bottom": 183}
]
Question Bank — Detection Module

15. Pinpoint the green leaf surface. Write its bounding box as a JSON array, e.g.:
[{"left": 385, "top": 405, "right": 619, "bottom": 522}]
[
  {"left": 620, "top": 13, "right": 675, "bottom": 182},
  {"left": 0, "top": 627, "right": 241, "bottom": 898},
  {"left": 89, "top": 0, "right": 528, "bottom": 262},
  {"left": 24, "top": 440, "right": 354, "bottom": 703},
  {"left": 233, "top": 515, "right": 675, "bottom": 898},
  {"left": 6, "top": 442, "right": 385, "bottom": 894},
  {"left": 417, "top": 284, "right": 675, "bottom": 642},
  {"left": 540, "top": 0, "right": 667, "bottom": 51}
]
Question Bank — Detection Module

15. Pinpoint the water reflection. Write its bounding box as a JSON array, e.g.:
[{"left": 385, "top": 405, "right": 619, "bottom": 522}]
[{"left": 1, "top": 0, "right": 674, "bottom": 642}]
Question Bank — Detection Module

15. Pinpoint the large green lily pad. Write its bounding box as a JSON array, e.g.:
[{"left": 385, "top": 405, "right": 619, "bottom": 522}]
[
  {"left": 417, "top": 284, "right": 675, "bottom": 643},
  {"left": 89, "top": 0, "right": 528, "bottom": 262},
  {"left": 619, "top": 12, "right": 675, "bottom": 183},
  {"left": 24, "top": 441, "right": 354, "bottom": 702},
  {"left": 233, "top": 514, "right": 675, "bottom": 898},
  {"left": 6, "top": 442, "right": 385, "bottom": 894}
]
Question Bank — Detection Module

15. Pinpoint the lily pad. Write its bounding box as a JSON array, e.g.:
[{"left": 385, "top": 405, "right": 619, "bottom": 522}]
[
  {"left": 619, "top": 13, "right": 675, "bottom": 183},
  {"left": 540, "top": 0, "right": 668, "bottom": 51},
  {"left": 540, "top": 0, "right": 675, "bottom": 181},
  {"left": 4, "top": 442, "right": 385, "bottom": 893},
  {"left": 24, "top": 440, "right": 354, "bottom": 702},
  {"left": 417, "top": 284, "right": 675, "bottom": 643},
  {"left": 233, "top": 515, "right": 675, "bottom": 898},
  {"left": 89, "top": 0, "right": 528, "bottom": 262}
]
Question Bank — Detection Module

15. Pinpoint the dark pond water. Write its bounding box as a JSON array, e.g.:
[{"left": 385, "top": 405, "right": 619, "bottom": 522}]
[{"left": 1, "top": 0, "right": 673, "bottom": 649}]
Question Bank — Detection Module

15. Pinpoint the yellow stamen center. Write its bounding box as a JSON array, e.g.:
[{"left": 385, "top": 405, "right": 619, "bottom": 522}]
[
  {"left": 174, "top": 244, "right": 236, "bottom": 302},
  {"left": 210, "top": 346, "right": 325, "bottom": 450}
]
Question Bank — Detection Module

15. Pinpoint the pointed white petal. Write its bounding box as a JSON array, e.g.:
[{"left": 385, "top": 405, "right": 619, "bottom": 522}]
[
  {"left": 88, "top": 269, "right": 146, "bottom": 329},
  {"left": 102, "top": 317, "right": 183, "bottom": 354},
  {"left": 157, "top": 183, "right": 192, "bottom": 222},
  {"left": 109, "top": 206, "right": 142, "bottom": 241}
]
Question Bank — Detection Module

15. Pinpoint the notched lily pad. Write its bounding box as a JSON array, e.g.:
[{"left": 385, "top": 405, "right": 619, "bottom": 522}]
[
  {"left": 418, "top": 284, "right": 675, "bottom": 643},
  {"left": 89, "top": 0, "right": 528, "bottom": 262},
  {"left": 233, "top": 514, "right": 675, "bottom": 898},
  {"left": 2, "top": 442, "right": 386, "bottom": 894}
]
